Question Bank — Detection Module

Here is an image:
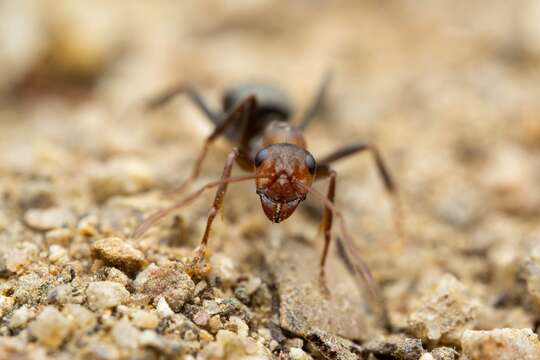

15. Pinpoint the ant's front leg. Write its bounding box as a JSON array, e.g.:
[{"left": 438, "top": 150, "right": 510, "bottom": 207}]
[
  {"left": 191, "top": 147, "right": 243, "bottom": 267},
  {"left": 315, "top": 166, "right": 337, "bottom": 296},
  {"left": 318, "top": 143, "right": 405, "bottom": 251}
]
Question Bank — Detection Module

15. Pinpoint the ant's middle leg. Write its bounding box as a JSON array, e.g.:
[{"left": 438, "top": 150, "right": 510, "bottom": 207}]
[
  {"left": 191, "top": 147, "right": 241, "bottom": 266},
  {"left": 169, "top": 95, "right": 258, "bottom": 195},
  {"left": 317, "top": 143, "right": 406, "bottom": 250}
]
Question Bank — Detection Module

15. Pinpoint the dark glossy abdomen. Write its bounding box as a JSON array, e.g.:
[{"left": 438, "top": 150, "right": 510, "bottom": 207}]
[{"left": 220, "top": 82, "right": 293, "bottom": 142}]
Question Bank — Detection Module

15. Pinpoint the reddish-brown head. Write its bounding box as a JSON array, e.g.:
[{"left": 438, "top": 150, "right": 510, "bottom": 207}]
[{"left": 254, "top": 143, "right": 316, "bottom": 223}]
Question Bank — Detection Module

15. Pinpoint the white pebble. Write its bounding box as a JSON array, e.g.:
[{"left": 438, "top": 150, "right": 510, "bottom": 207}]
[
  {"left": 289, "top": 347, "right": 312, "bottom": 360},
  {"left": 86, "top": 281, "right": 129, "bottom": 310},
  {"left": 156, "top": 297, "right": 174, "bottom": 318},
  {"left": 48, "top": 244, "right": 67, "bottom": 262}
]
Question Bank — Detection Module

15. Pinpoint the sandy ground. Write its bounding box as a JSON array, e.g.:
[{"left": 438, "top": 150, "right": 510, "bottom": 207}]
[{"left": 1, "top": 1, "right": 540, "bottom": 359}]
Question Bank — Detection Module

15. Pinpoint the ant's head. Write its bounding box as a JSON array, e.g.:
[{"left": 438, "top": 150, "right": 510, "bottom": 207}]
[{"left": 254, "top": 144, "right": 316, "bottom": 223}]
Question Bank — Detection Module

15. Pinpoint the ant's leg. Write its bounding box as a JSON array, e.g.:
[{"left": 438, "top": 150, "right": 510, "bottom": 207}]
[
  {"left": 317, "top": 168, "right": 337, "bottom": 295},
  {"left": 170, "top": 95, "right": 257, "bottom": 194},
  {"left": 146, "top": 85, "right": 221, "bottom": 125},
  {"left": 317, "top": 144, "right": 405, "bottom": 250},
  {"left": 296, "top": 177, "right": 390, "bottom": 328},
  {"left": 191, "top": 147, "right": 240, "bottom": 265},
  {"left": 298, "top": 70, "right": 332, "bottom": 130}
]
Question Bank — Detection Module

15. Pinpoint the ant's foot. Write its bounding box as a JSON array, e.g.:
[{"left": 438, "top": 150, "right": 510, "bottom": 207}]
[
  {"left": 318, "top": 272, "right": 331, "bottom": 298},
  {"left": 189, "top": 245, "right": 207, "bottom": 268},
  {"left": 185, "top": 245, "right": 211, "bottom": 277}
]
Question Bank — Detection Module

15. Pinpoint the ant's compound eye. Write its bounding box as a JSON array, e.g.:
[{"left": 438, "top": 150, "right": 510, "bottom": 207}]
[
  {"left": 305, "top": 153, "right": 316, "bottom": 175},
  {"left": 255, "top": 148, "right": 269, "bottom": 167}
]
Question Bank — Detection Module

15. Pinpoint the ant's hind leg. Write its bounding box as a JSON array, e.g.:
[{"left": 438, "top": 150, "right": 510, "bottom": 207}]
[
  {"left": 318, "top": 144, "right": 406, "bottom": 252},
  {"left": 169, "top": 95, "right": 258, "bottom": 195},
  {"left": 298, "top": 70, "right": 332, "bottom": 131},
  {"left": 146, "top": 85, "right": 221, "bottom": 125},
  {"left": 191, "top": 148, "right": 240, "bottom": 267}
]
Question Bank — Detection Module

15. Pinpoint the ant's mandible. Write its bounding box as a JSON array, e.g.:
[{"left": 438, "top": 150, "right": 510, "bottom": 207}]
[{"left": 134, "top": 72, "right": 405, "bottom": 312}]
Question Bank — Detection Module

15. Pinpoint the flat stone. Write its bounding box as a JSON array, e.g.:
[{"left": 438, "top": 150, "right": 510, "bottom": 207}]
[{"left": 264, "top": 238, "right": 375, "bottom": 341}]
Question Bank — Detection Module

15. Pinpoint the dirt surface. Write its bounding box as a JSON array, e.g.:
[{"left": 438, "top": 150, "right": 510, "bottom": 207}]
[{"left": 1, "top": 1, "right": 540, "bottom": 359}]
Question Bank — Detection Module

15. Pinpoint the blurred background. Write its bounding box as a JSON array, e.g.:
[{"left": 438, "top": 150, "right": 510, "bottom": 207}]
[{"left": 1, "top": 0, "right": 540, "bottom": 357}]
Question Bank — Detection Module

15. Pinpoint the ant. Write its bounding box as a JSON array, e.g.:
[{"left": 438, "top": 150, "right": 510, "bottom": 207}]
[{"left": 134, "top": 73, "right": 405, "bottom": 318}]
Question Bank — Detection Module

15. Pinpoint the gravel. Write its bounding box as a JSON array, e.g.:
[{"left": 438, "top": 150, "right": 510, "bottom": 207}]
[{"left": 1, "top": 1, "right": 540, "bottom": 358}]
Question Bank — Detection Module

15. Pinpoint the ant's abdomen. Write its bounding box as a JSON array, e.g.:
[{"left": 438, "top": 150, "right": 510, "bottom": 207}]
[{"left": 223, "top": 82, "right": 292, "bottom": 120}]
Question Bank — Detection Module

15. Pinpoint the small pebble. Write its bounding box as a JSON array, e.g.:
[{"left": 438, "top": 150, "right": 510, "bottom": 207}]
[
  {"left": 156, "top": 297, "right": 174, "bottom": 318},
  {"left": 47, "top": 284, "right": 77, "bottom": 304},
  {"left": 112, "top": 319, "right": 140, "bottom": 349},
  {"left": 130, "top": 309, "right": 159, "bottom": 329},
  {"left": 199, "top": 329, "right": 214, "bottom": 343},
  {"left": 24, "top": 206, "right": 76, "bottom": 231},
  {"left": 522, "top": 245, "right": 540, "bottom": 314},
  {"left": 48, "top": 244, "right": 68, "bottom": 263},
  {"left": 77, "top": 214, "right": 99, "bottom": 237},
  {"left": 5, "top": 243, "right": 39, "bottom": 273},
  {"left": 135, "top": 262, "right": 195, "bottom": 312},
  {"left": 45, "top": 228, "right": 72, "bottom": 246},
  {"left": 140, "top": 329, "right": 163, "bottom": 349},
  {"left": 91, "top": 237, "right": 146, "bottom": 274},
  {"left": 229, "top": 316, "right": 249, "bottom": 337},
  {"left": 286, "top": 338, "right": 304, "bottom": 349},
  {"left": 209, "top": 255, "right": 238, "bottom": 286},
  {"left": 105, "top": 267, "right": 130, "bottom": 286},
  {"left": 257, "top": 327, "right": 272, "bottom": 342},
  {"left": 9, "top": 306, "right": 34, "bottom": 329},
  {"left": 0, "top": 296, "right": 14, "bottom": 318},
  {"left": 62, "top": 304, "right": 97, "bottom": 333},
  {"left": 86, "top": 281, "right": 129, "bottom": 310},
  {"left": 208, "top": 315, "right": 223, "bottom": 333},
  {"left": 17, "top": 180, "right": 55, "bottom": 210},
  {"left": 462, "top": 328, "right": 540, "bottom": 360},
  {"left": 408, "top": 274, "right": 478, "bottom": 345},
  {"left": 200, "top": 330, "right": 269, "bottom": 358},
  {"left": 13, "top": 272, "right": 43, "bottom": 304},
  {"left": 194, "top": 280, "right": 207, "bottom": 295},
  {"left": 29, "top": 306, "right": 72, "bottom": 349},
  {"left": 203, "top": 300, "right": 221, "bottom": 315},
  {"left": 269, "top": 340, "right": 280, "bottom": 351},
  {"left": 432, "top": 347, "right": 459, "bottom": 359},
  {"left": 193, "top": 310, "right": 209, "bottom": 326},
  {"left": 289, "top": 347, "right": 312, "bottom": 360}
]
